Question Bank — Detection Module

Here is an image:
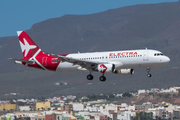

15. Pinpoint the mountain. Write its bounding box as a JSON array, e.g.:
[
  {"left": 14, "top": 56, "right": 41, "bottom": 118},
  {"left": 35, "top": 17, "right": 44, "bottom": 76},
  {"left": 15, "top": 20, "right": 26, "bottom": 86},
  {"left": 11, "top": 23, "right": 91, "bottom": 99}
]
[{"left": 0, "top": 2, "right": 180, "bottom": 99}]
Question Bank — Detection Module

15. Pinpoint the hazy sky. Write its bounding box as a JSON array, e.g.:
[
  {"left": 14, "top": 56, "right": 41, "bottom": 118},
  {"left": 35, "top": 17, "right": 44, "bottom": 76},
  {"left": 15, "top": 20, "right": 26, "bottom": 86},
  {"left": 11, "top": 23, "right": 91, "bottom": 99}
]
[{"left": 0, "top": 0, "right": 178, "bottom": 37}]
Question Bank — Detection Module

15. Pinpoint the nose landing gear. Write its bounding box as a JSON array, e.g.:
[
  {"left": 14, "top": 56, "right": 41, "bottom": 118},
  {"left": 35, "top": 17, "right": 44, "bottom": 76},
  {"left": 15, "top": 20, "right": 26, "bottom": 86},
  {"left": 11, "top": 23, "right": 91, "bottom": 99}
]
[{"left": 147, "top": 68, "right": 152, "bottom": 77}]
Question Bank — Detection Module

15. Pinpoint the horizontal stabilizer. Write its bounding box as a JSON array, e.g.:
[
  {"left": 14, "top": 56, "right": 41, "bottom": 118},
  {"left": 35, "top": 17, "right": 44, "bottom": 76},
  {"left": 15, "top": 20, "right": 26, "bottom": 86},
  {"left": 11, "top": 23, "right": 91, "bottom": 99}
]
[{"left": 9, "top": 58, "right": 34, "bottom": 64}]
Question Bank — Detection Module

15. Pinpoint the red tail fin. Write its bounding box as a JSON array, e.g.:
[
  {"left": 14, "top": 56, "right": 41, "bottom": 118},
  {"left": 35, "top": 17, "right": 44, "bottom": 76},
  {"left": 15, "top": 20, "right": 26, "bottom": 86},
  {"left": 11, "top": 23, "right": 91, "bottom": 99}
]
[{"left": 17, "top": 31, "right": 41, "bottom": 59}]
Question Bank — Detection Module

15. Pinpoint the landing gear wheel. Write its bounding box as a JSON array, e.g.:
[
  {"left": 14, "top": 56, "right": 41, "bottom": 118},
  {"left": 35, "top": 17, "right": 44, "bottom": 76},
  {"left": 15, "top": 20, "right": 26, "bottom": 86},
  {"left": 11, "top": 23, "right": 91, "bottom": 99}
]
[
  {"left": 146, "top": 67, "right": 152, "bottom": 78},
  {"left": 99, "top": 76, "right": 106, "bottom": 81},
  {"left": 87, "top": 74, "right": 94, "bottom": 80},
  {"left": 147, "top": 74, "right": 152, "bottom": 77}
]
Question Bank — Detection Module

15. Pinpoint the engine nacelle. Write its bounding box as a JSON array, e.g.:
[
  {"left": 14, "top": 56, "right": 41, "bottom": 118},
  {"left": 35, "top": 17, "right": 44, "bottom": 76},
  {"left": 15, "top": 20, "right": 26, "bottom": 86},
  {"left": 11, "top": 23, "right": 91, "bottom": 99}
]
[
  {"left": 117, "top": 69, "right": 134, "bottom": 76},
  {"left": 97, "top": 64, "right": 114, "bottom": 73}
]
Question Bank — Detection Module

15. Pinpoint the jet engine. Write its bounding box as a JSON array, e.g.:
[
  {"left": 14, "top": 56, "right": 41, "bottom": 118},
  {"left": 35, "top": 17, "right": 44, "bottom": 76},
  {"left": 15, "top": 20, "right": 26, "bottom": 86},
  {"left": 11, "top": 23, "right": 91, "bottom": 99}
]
[
  {"left": 97, "top": 64, "right": 115, "bottom": 73},
  {"left": 117, "top": 69, "right": 134, "bottom": 76}
]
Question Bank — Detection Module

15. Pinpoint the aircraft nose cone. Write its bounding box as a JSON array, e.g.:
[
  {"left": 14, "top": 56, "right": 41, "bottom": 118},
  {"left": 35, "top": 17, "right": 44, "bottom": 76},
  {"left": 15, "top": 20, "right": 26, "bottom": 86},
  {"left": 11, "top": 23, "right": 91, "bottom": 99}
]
[
  {"left": 164, "top": 56, "right": 170, "bottom": 63},
  {"left": 166, "top": 56, "right": 170, "bottom": 63}
]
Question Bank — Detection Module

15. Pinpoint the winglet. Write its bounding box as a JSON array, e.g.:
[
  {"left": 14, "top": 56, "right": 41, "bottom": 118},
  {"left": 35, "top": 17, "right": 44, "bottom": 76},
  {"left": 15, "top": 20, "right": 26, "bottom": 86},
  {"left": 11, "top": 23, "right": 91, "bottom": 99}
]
[{"left": 17, "top": 31, "right": 23, "bottom": 36}]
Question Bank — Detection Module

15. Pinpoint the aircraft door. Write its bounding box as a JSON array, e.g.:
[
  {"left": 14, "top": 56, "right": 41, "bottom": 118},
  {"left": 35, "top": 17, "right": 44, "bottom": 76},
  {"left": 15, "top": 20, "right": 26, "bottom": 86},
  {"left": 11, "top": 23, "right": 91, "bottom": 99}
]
[{"left": 143, "top": 50, "right": 149, "bottom": 61}]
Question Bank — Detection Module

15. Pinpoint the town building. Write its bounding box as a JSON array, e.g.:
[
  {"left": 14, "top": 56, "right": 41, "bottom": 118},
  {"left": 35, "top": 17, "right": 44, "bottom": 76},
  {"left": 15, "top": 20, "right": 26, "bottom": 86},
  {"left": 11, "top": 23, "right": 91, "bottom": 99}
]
[
  {"left": 61, "top": 105, "right": 72, "bottom": 113},
  {"left": 36, "top": 102, "right": 51, "bottom": 111},
  {"left": 0, "top": 104, "right": 16, "bottom": 111},
  {"left": 19, "top": 106, "right": 31, "bottom": 111},
  {"left": 72, "top": 103, "right": 84, "bottom": 111}
]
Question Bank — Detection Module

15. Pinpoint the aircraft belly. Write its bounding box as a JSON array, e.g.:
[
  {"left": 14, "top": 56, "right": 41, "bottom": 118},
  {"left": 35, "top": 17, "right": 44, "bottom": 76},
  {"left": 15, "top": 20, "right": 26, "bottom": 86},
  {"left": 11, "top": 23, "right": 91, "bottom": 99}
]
[
  {"left": 119, "top": 59, "right": 154, "bottom": 69},
  {"left": 56, "top": 62, "right": 80, "bottom": 72}
]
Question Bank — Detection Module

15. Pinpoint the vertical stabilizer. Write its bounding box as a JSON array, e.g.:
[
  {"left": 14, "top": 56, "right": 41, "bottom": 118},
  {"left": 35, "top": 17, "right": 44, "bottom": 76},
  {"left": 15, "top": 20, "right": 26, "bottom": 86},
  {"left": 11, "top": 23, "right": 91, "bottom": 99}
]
[{"left": 17, "top": 31, "right": 41, "bottom": 59}]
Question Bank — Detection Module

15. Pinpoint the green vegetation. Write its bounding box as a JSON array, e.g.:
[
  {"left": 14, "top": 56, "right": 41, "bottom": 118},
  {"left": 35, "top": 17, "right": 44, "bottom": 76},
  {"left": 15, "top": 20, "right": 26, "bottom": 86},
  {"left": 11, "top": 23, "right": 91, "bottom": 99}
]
[
  {"left": 84, "top": 94, "right": 116, "bottom": 101},
  {"left": 163, "top": 93, "right": 170, "bottom": 98},
  {"left": 122, "top": 92, "right": 132, "bottom": 98},
  {"left": 133, "top": 112, "right": 153, "bottom": 120}
]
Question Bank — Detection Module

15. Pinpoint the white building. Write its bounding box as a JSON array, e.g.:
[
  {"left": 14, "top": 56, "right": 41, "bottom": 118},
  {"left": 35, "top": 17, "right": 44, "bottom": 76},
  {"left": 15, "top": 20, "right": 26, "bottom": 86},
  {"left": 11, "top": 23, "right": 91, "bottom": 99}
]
[
  {"left": 78, "top": 111, "right": 90, "bottom": 117},
  {"left": 19, "top": 106, "right": 31, "bottom": 111},
  {"left": 105, "top": 104, "right": 116, "bottom": 111},
  {"left": 117, "top": 103, "right": 135, "bottom": 111},
  {"left": 73, "top": 103, "right": 84, "bottom": 111},
  {"left": 148, "top": 107, "right": 165, "bottom": 119},
  {"left": 117, "top": 111, "right": 136, "bottom": 120},
  {"left": 85, "top": 105, "right": 99, "bottom": 112},
  {"left": 166, "top": 105, "right": 177, "bottom": 113},
  {"left": 67, "top": 95, "right": 76, "bottom": 100},
  {"left": 138, "top": 89, "right": 146, "bottom": 94}
]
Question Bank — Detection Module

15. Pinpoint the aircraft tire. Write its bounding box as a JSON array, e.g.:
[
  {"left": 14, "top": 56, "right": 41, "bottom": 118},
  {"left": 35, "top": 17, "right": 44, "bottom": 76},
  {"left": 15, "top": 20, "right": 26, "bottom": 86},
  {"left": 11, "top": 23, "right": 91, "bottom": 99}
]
[
  {"left": 87, "top": 74, "right": 94, "bottom": 80},
  {"left": 99, "top": 76, "right": 106, "bottom": 81},
  {"left": 147, "top": 74, "right": 152, "bottom": 77}
]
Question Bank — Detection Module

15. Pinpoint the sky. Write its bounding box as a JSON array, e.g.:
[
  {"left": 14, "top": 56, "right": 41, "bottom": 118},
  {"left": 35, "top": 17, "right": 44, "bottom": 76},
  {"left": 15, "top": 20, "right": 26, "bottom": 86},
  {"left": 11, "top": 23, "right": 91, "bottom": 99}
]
[{"left": 0, "top": 0, "right": 178, "bottom": 37}]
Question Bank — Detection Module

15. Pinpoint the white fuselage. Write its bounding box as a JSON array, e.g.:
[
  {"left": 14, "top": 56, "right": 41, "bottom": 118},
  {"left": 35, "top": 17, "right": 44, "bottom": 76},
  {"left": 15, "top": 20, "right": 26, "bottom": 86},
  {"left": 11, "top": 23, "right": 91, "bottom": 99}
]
[
  {"left": 56, "top": 49, "right": 170, "bottom": 72},
  {"left": 14, "top": 31, "right": 171, "bottom": 81}
]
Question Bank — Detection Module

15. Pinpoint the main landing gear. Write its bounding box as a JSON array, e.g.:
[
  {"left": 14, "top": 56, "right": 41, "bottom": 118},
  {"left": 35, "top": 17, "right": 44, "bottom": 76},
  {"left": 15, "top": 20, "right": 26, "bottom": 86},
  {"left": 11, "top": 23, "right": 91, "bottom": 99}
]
[
  {"left": 86, "top": 72, "right": 106, "bottom": 82},
  {"left": 99, "top": 75, "right": 106, "bottom": 82},
  {"left": 87, "top": 74, "right": 93, "bottom": 80},
  {"left": 146, "top": 67, "right": 152, "bottom": 77},
  {"left": 87, "top": 69, "right": 94, "bottom": 80},
  {"left": 86, "top": 74, "right": 107, "bottom": 81}
]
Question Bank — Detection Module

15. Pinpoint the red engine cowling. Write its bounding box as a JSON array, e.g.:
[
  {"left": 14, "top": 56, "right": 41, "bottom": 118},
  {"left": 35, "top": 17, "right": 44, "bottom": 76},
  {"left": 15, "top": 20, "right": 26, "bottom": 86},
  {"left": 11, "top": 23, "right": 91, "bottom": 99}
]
[
  {"left": 117, "top": 69, "right": 134, "bottom": 76},
  {"left": 97, "top": 64, "right": 114, "bottom": 73}
]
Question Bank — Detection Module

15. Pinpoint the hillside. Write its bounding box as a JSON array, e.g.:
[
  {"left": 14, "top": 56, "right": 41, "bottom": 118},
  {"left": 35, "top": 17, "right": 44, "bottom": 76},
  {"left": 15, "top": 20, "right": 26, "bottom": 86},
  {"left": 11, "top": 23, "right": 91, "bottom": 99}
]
[
  {"left": 0, "top": 2, "right": 180, "bottom": 99},
  {"left": 115, "top": 93, "right": 180, "bottom": 105}
]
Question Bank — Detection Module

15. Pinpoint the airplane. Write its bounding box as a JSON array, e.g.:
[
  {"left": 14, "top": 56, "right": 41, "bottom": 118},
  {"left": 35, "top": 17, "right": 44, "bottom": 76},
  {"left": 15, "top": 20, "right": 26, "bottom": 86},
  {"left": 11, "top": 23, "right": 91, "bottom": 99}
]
[{"left": 10, "top": 31, "right": 170, "bottom": 81}]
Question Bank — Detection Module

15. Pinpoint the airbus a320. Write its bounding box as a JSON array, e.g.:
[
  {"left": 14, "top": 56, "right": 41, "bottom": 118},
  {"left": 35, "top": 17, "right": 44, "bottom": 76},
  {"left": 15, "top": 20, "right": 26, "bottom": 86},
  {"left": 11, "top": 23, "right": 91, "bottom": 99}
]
[{"left": 10, "top": 31, "right": 170, "bottom": 81}]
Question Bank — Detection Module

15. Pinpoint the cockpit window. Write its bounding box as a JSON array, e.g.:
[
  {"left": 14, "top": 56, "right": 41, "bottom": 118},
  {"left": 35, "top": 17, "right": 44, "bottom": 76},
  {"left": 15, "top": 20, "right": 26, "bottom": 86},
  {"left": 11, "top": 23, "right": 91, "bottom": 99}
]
[{"left": 154, "top": 53, "right": 164, "bottom": 56}]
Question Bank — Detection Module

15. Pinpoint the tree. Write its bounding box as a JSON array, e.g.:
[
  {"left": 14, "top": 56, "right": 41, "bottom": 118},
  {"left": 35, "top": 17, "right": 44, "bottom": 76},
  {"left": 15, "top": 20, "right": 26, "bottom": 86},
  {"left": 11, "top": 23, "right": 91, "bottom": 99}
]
[
  {"left": 26, "top": 117, "right": 31, "bottom": 120},
  {"left": 10, "top": 100, "right": 15, "bottom": 104},
  {"left": 163, "top": 93, "right": 170, "bottom": 98},
  {"left": 109, "top": 94, "right": 115, "bottom": 99},
  {"left": 133, "top": 112, "right": 153, "bottom": 120},
  {"left": 157, "top": 93, "right": 163, "bottom": 97},
  {"left": 17, "top": 101, "right": 25, "bottom": 106},
  {"left": 173, "top": 93, "right": 177, "bottom": 98},
  {"left": 10, "top": 109, "right": 13, "bottom": 112},
  {"left": 88, "top": 94, "right": 97, "bottom": 100},
  {"left": 122, "top": 92, "right": 132, "bottom": 98}
]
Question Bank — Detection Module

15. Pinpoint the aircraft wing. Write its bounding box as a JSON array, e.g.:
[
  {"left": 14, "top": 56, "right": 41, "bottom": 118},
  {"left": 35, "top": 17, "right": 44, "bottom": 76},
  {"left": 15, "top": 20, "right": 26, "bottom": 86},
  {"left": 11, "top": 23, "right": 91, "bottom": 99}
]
[
  {"left": 51, "top": 54, "right": 108, "bottom": 70},
  {"left": 9, "top": 58, "right": 34, "bottom": 64}
]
